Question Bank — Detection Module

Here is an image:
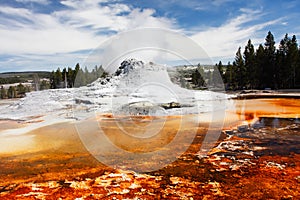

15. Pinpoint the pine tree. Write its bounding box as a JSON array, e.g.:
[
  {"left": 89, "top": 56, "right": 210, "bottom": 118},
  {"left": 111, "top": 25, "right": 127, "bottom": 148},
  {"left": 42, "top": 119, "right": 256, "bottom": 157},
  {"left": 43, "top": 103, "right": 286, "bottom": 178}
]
[
  {"left": 255, "top": 44, "right": 265, "bottom": 89},
  {"left": 55, "top": 68, "right": 63, "bottom": 88},
  {"left": 50, "top": 70, "right": 56, "bottom": 89},
  {"left": 191, "top": 64, "right": 205, "bottom": 88},
  {"left": 73, "top": 63, "right": 80, "bottom": 87},
  {"left": 276, "top": 34, "right": 299, "bottom": 88},
  {"left": 224, "top": 62, "right": 235, "bottom": 89},
  {"left": 0, "top": 86, "right": 6, "bottom": 99},
  {"left": 7, "top": 86, "right": 16, "bottom": 98},
  {"left": 243, "top": 39, "right": 255, "bottom": 89},
  {"left": 67, "top": 67, "right": 74, "bottom": 88},
  {"left": 17, "top": 83, "right": 26, "bottom": 96},
  {"left": 62, "top": 67, "right": 67, "bottom": 88},
  {"left": 218, "top": 61, "right": 224, "bottom": 80},
  {"left": 296, "top": 42, "right": 300, "bottom": 87},
  {"left": 277, "top": 34, "right": 288, "bottom": 88},
  {"left": 263, "top": 31, "right": 276, "bottom": 88},
  {"left": 288, "top": 35, "right": 298, "bottom": 88},
  {"left": 234, "top": 47, "right": 245, "bottom": 89}
]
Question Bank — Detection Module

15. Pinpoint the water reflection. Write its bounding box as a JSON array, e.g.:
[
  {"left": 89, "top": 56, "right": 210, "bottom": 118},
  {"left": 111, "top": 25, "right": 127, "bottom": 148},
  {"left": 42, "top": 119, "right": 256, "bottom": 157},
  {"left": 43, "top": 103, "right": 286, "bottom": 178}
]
[
  {"left": 232, "top": 98, "right": 300, "bottom": 125},
  {"left": 272, "top": 117, "right": 279, "bottom": 128}
]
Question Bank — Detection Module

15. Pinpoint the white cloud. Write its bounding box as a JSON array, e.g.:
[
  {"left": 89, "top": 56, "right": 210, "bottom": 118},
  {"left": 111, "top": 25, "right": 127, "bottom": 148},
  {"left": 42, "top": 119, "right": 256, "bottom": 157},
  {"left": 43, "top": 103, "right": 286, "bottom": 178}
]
[
  {"left": 55, "top": 0, "right": 174, "bottom": 32},
  {"left": 190, "top": 9, "right": 282, "bottom": 63},
  {"left": 155, "top": 0, "right": 238, "bottom": 11},
  {"left": 212, "top": 0, "right": 236, "bottom": 6},
  {"left": 15, "top": 0, "right": 50, "bottom": 5},
  {"left": 0, "top": 1, "right": 174, "bottom": 56},
  {"left": 0, "top": 6, "right": 32, "bottom": 18},
  {"left": 0, "top": 1, "right": 287, "bottom": 71},
  {"left": 0, "top": 6, "right": 106, "bottom": 55},
  {"left": 0, "top": 1, "right": 176, "bottom": 71}
]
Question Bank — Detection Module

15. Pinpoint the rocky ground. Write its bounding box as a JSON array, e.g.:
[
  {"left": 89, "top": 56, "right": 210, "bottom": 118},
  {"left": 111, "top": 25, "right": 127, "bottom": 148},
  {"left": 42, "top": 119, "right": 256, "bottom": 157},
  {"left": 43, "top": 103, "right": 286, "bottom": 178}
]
[{"left": 0, "top": 115, "right": 299, "bottom": 199}]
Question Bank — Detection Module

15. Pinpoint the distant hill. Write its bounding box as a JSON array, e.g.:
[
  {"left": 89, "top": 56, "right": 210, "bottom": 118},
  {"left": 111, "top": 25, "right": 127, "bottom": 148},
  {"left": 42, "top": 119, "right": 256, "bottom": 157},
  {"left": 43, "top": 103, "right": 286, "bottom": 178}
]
[
  {"left": 0, "top": 71, "right": 51, "bottom": 85},
  {"left": 0, "top": 71, "right": 51, "bottom": 78}
]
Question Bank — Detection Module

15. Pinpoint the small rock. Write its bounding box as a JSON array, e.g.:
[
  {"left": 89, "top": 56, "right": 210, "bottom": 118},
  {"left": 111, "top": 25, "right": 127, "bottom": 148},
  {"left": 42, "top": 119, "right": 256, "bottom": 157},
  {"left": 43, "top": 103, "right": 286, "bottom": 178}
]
[
  {"left": 161, "top": 102, "right": 181, "bottom": 109},
  {"left": 224, "top": 130, "right": 234, "bottom": 135},
  {"left": 281, "top": 195, "right": 293, "bottom": 200},
  {"left": 237, "top": 124, "right": 249, "bottom": 132}
]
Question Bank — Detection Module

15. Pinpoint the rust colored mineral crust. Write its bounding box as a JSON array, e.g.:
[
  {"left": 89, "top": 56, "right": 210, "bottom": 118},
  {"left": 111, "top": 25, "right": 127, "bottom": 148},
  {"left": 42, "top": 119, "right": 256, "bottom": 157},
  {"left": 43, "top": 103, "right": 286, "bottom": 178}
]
[{"left": 1, "top": 98, "right": 300, "bottom": 199}]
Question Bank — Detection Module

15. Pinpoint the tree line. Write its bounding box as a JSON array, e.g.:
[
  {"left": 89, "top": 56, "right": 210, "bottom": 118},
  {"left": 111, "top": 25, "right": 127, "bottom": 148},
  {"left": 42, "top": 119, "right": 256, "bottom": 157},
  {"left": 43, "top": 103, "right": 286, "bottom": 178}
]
[
  {"left": 0, "top": 77, "right": 22, "bottom": 85},
  {"left": 0, "top": 73, "right": 51, "bottom": 99},
  {"left": 0, "top": 63, "right": 108, "bottom": 99},
  {"left": 0, "top": 81, "right": 52, "bottom": 99},
  {"left": 223, "top": 31, "right": 300, "bottom": 90},
  {"left": 191, "top": 31, "right": 300, "bottom": 90},
  {"left": 50, "top": 63, "right": 108, "bottom": 89}
]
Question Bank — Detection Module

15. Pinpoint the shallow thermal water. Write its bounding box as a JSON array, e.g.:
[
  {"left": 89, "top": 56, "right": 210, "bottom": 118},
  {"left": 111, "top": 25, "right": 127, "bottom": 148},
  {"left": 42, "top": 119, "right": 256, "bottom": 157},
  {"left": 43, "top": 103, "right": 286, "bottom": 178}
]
[
  {"left": 0, "top": 98, "right": 299, "bottom": 157},
  {"left": 0, "top": 98, "right": 300, "bottom": 199}
]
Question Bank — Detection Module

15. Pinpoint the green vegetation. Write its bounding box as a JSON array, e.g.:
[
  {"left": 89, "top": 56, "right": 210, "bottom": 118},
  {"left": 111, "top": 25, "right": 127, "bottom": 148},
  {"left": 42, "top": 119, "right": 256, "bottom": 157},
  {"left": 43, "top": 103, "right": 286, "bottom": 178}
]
[
  {"left": 0, "top": 71, "right": 50, "bottom": 85},
  {"left": 0, "top": 64, "right": 108, "bottom": 99},
  {"left": 190, "top": 31, "right": 300, "bottom": 90},
  {"left": 0, "top": 71, "right": 50, "bottom": 99},
  {"left": 223, "top": 31, "right": 300, "bottom": 90},
  {"left": 49, "top": 63, "right": 108, "bottom": 89},
  {"left": 173, "top": 64, "right": 221, "bottom": 90},
  {"left": 0, "top": 84, "right": 31, "bottom": 99}
]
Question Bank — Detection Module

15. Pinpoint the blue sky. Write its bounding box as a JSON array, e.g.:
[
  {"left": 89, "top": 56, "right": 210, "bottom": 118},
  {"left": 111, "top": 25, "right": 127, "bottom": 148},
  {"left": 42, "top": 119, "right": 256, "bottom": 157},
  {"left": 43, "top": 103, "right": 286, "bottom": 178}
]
[{"left": 0, "top": 0, "right": 299, "bottom": 72}]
